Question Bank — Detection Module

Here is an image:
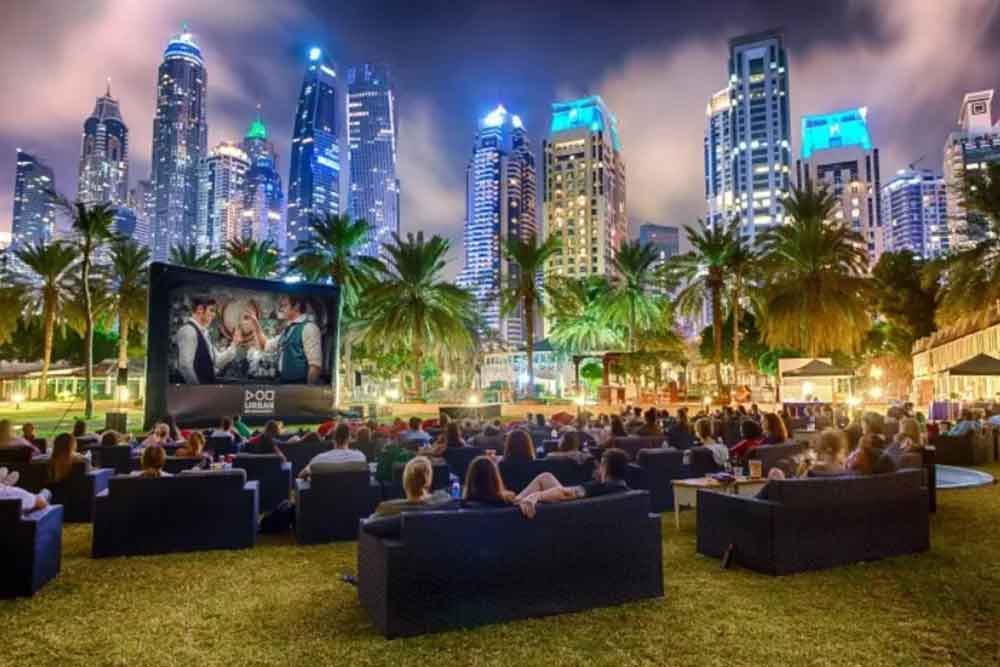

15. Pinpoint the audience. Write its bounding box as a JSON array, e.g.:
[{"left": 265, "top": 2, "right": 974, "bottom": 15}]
[
  {"left": 249, "top": 420, "right": 282, "bottom": 446},
  {"left": 610, "top": 415, "right": 628, "bottom": 438},
  {"left": 244, "top": 421, "right": 287, "bottom": 460},
  {"left": 947, "top": 410, "right": 979, "bottom": 437},
  {"left": 808, "top": 429, "right": 849, "bottom": 477},
  {"left": 462, "top": 456, "right": 516, "bottom": 508},
  {"left": 694, "top": 418, "right": 729, "bottom": 467},
  {"left": 164, "top": 415, "right": 182, "bottom": 442},
  {"left": 424, "top": 422, "right": 466, "bottom": 456},
  {"left": 137, "top": 444, "right": 169, "bottom": 478},
  {"left": 762, "top": 412, "right": 789, "bottom": 444},
  {"left": 846, "top": 412, "right": 891, "bottom": 475},
  {"left": 176, "top": 431, "right": 206, "bottom": 459},
  {"left": 0, "top": 467, "right": 49, "bottom": 512},
  {"left": 890, "top": 417, "right": 923, "bottom": 454},
  {"left": 232, "top": 415, "right": 253, "bottom": 439},
  {"left": 369, "top": 456, "right": 453, "bottom": 518},
  {"left": 636, "top": 408, "right": 663, "bottom": 437},
  {"left": 299, "top": 424, "right": 364, "bottom": 479},
  {"left": 666, "top": 408, "right": 695, "bottom": 449},
  {"left": 502, "top": 429, "right": 536, "bottom": 463},
  {"left": 210, "top": 417, "right": 237, "bottom": 441},
  {"left": 514, "top": 448, "right": 630, "bottom": 519},
  {"left": 730, "top": 419, "right": 766, "bottom": 462},
  {"left": 72, "top": 419, "right": 98, "bottom": 442},
  {"left": 47, "top": 433, "right": 88, "bottom": 485},
  {"left": 142, "top": 423, "right": 173, "bottom": 448},
  {"left": 98, "top": 431, "right": 122, "bottom": 448},
  {"left": 546, "top": 430, "right": 591, "bottom": 464},
  {"left": 0, "top": 418, "right": 35, "bottom": 451},
  {"left": 399, "top": 416, "right": 431, "bottom": 446}
]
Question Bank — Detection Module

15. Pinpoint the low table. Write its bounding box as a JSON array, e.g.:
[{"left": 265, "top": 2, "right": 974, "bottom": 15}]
[{"left": 671, "top": 477, "right": 767, "bottom": 529}]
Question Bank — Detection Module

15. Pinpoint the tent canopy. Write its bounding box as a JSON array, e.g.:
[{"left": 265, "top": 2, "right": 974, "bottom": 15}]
[
  {"left": 944, "top": 354, "right": 1000, "bottom": 376},
  {"left": 782, "top": 359, "right": 854, "bottom": 378}
]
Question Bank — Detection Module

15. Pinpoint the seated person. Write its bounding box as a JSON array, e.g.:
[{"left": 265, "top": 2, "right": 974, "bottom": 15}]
[
  {"left": 299, "top": 424, "right": 365, "bottom": 479},
  {"left": 72, "top": 419, "right": 99, "bottom": 442},
  {"left": 846, "top": 430, "right": 892, "bottom": 475},
  {"left": 141, "top": 423, "right": 172, "bottom": 448},
  {"left": 808, "top": 429, "right": 849, "bottom": 477},
  {"left": 232, "top": 415, "right": 253, "bottom": 439},
  {"left": 502, "top": 429, "right": 536, "bottom": 463},
  {"left": 369, "top": 456, "right": 453, "bottom": 518},
  {"left": 243, "top": 426, "right": 287, "bottom": 461},
  {"left": 762, "top": 412, "right": 789, "bottom": 445},
  {"left": 534, "top": 414, "right": 547, "bottom": 430},
  {"left": 135, "top": 444, "right": 170, "bottom": 478},
  {"left": 423, "top": 422, "right": 466, "bottom": 456},
  {"left": 98, "top": 431, "right": 123, "bottom": 449},
  {"left": 693, "top": 418, "right": 729, "bottom": 467},
  {"left": 635, "top": 408, "right": 663, "bottom": 437},
  {"left": 248, "top": 420, "right": 282, "bottom": 446},
  {"left": 514, "top": 448, "right": 630, "bottom": 519},
  {"left": 545, "top": 430, "right": 591, "bottom": 464},
  {"left": 210, "top": 417, "right": 238, "bottom": 442},
  {"left": 729, "top": 419, "right": 766, "bottom": 462},
  {"left": 0, "top": 418, "right": 36, "bottom": 452},
  {"left": 609, "top": 415, "right": 628, "bottom": 439},
  {"left": 0, "top": 467, "right": 49, "bottom": 512},
  {"left": 462, "top": 456, "right": 516, "bottom": 508},
  {"left": 47, "top": 433, "right": 89, "bottom": 485},
  {"left": 888, "top": 417, "right": 923, "bottom": 455},
  {"left": 665, "top": 409, "right": 695, "bottom": 449},
  {"left": 398, "top": 416, "right": 431, "bottom": 446},
  {"left": 175, "top": 431, "right": 207, "bottom": 459},
  {"left": 947, "top": 410, "right": 979, "bottom": 437}
]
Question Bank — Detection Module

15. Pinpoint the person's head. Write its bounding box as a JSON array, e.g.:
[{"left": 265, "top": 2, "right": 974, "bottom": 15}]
[
  {"left": 263, "top": 420, "right": 281, "bottom": 438},
  {"left": 862, "top": 411, "right": 885, "bottom": 436},
  {"left": 599, "top": 448, "right": 628, "bottom": 482},
  {"left": 740, "top": 419, "right": 763, "bottom": 440},
  {"left": 72, "top": 419, "right": 87, "bottom": 438},
  {"left": 633, "top": 406, "right": 642, "bottom": 418},
  {"left": 483, "top": 424, "right": 500, "bottom": 437},
  {"left": 463, "top": 456, "right": 512, "bottom": 503},
  {"left": 959, "top": 409, "right": 974, "bottom": 422},
  {"left": 334, "top": 423, "right": 351, "bottom": 448},
  {"left": 762, "top": 413, "right": 788, "bottom": 441},
  {"left": 355, "top": 426, "right": 371, "bottom": 443},
  {"left": 0, "top": 419, "right": 12, "bottom": 445},
  {"left": 694, "top": 418, "right": 714, "bottom": 443},
  {"left": 535, "top": 414, "right": 546, "bottom": 428},
  {"left": 220, "top": 417, "right": 233, "bottom": 431},
  {"left": 186, "top": 431, "right": 205, "bottom": 455},
  {"left": 301, "top": 431, "right": 321, "bottom": 444},
  {"left": 503, "top": 429, "right": 535, "bottom": 463},
  {"left": 610, "top": 415, "right": 627, "bottom": 437},
  {"left": 558, "top": 430, "right": 581, "bottom": 453},
  {"left": 445, "top": 422, "right": 463, "bottom": 447},
  {"left": 816, "top": 429, "right": 847, "bottom": 464},
  {"left": 141, "top": 444, "right": 167, "bottom": 477},
  {"left": 898, "top": 417, "right": 921, "bottom": 445},
  {"left": 402, "top": 456, "right": 433, "bottom": 501},
  {"left": 644, "top": 408, "right": 657, "bottom": 426},
  {"left": 408, "top": 416, "right": 422, "bottom": 432},
  {"left": 153, "top": 423, "right": 169, "bottom": 440},
  {"left": 49, "top": 433, "right": 78, "bottom": 483},
  {"left": 190, "top": 295, "right": 217, "bottom": 327},
  {"left": 677, "top": 407, "right": 689, "bottom": 426},
  {"left": 276, "top": 294, "right": 306, "bottom": 321},
  {"left": 751, "top": 403, "right": 760, "bottom": 414},
  {"left": 100, "top": 431, "right": 121, "bottom": 447},
  {"left": 22, "top": 422, "right": 35, "bottom": 441}
]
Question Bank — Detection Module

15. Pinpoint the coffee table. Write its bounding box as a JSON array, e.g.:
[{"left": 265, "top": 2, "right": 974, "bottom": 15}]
[{"left": 671, "top": 477, "right": 767, "bottom": 529}]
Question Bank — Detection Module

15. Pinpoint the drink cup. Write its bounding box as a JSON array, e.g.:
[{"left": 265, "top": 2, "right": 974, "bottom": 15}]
[{"left": 749, "top": 460, "right": 763, "bottom": 479}]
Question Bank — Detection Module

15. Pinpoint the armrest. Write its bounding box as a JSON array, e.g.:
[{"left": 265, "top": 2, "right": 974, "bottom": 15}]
[
  {"left": 88, "top": 467, "right": 115, "bottom": 493},
  {"left": 295, "top": 478, "right": 310, "bottom": 492},
  {"left": 625, "top": 462, "right": 646, "bottom": 489},
  {"left": 281, "top": 462, "right": 292, "bottom": 473},
  {"left": 243, "top": 480, "right": 260, "bottom": 493},
  {"left": 20, "top": 503, "right": 62, "bottom": 525},
  {"left": 696, "top": 490, "right": 778, "bottom": 571}
]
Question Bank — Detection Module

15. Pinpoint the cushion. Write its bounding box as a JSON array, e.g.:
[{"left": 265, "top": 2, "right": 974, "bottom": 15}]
[{"left": 312, "top": 460, "right": 368, "bottom": 475}]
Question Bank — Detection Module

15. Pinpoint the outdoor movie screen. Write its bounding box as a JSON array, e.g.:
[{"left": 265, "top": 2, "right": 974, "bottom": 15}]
[{"left": 144, "top": 263, "right": 340, "bottom": 426}]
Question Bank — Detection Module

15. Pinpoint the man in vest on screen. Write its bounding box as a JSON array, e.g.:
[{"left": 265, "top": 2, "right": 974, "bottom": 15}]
[
  {"left": 245, "top": 295, "right": 323, "bottom": 384},
  {"left": 175, "top": 296, "right": 244, "bottom": 384}
]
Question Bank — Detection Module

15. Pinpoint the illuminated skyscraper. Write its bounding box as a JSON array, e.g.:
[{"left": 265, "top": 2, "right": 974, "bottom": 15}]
[
  {"left": 287, "top": 47, "right": 345, "bottom": 254},
  {"left": 347, "top": 64, "right": 399, "bottom": 259},
  {"left": 199, "top": 142, "right": 249, "bottom": 250},
  {"left": 727, "top": 30, "right": 791, "bottom": 242},
  {"left": 457, "top": 105, "right": 537, "bottom": 345},
  {"left": 943, "top": 89, "right": 1000, "bottom": 250},
  {"left": 796, "top": 107, "right": 882, "bottom": 264},
  {"left": 78, "top": 81, "right": 129, "bottom": 208},
  {"left": 241, "top": 109, "right": 285, "bottom": 252},
  {"left": 11, "top": 149, "right": 55, "bottom": 249},
  {"left": 129, "top": 179, "right": 154, "bottom": 248},
  {"left": 881, "top": 168, "right": 949, "bottom": 259},
  {"left": 542, "top": 96, "right": 626, "bottom": 281},
  {"left": 151, "top": 26, "right": 208, "bottom": 260},
  {"left": 704, "top": 89, "right": 734, "bottom": 228}
]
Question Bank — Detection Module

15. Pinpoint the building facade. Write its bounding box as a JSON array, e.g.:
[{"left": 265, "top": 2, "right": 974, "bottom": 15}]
[
  {"left": 880, "top": 168, "right": 949, "bottom": 259},
  {"left": 542, "top": 96, "right": 626, "bottom": 281},
  {"left": 796, "top": 107, "right": 882, "bottom": 264},
  {"left": 287, "top": 47, "right": 345, "bottom": 254},
  {"left": 704, "top": 88, "right": 734, "bottom": 229},
  {"left": 11, "top": 150, "right": 56, "bottom": 249},
  {"left": 727, "top": 30, "right": 792, "bottom": 243},
  {"left": 199, "top": 142, "right": 249, "bottom": 250},
  {"left": 129, "top": 179, "right": 155, "bottom": 248},
  {"left": 457, "top": 105, "right": 537, "bottom": 345},
  {"left": 347, "top": 64, "right": 399, "bottom": 259},
  {"left": 78, "top": 82, "right": 129, "bottom": 209},
  {"left": 241, "top": 110, "right": 285, "bottom": 252},
  {"left": 150, "top": 27, "right": 208, "bottom": 261},
  {"left": 943, "top": 90, "right": 1000, "bottom": 251}
]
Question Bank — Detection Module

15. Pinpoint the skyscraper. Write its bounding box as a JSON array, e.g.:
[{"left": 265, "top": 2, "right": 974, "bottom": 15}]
[
  {"left": 943, "top": 89, "right": 1000, "bottom": 250},
  {"left": 241, "top": 109, "right": 285, "bottom": 252},
  {"left": 151, "top": 26, "right": 208, "bottom": 261},
  {"left": 11, "top": 149, "right": 55, "bottom": 249},
  {"left": 199, "top": 142, "right": 249, "bottom": 250},
  {"left": 287, "top": 47, "right": 345, "bottom": 254},
  {"left": 797, "top": 107, "right": 882, "bottom": 264},
  {"left": 347, "top": 64, "right": 399, "bottom": 259},
  {"left": 704, "top": 89, "right": 734, "bottom": 228},
  {"left": 727, "top": 30, "right": 791, "bottom": 242},
  {"left": 542, "top": 96, "right": 626, "bottom": 281},
  {"left": 881, "top": 168, "right": 949, "bottom": 259},
  {"left": 78, "top": 81, "right": 129, "bottom": 208},
  {"left": 457, "top": 105, "right": 537, "bottom": 345},
  {"left": 130, "top": 179, "right": 155, "bottom": 248}
]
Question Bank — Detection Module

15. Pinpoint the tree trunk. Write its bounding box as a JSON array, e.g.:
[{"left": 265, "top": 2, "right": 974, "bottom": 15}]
[
  {"left": 83, "top": 248, "right": 94, "bottom": 419},
  {"left": 41, "top": 296, "right": 55, "bottom": 400},
  {"left": 712, "top": 284, "right": 724, "bottom": 397},
  {"left": 343, "top": 332, "right": 354, "bottom": 401},
  {"left": 413, "top": 333, "right": 424, "bottom": 400},
  {"left": 629, "top": 297, "right": 636, "bottom": 353},
  {"left": 118, "top": 312, "right": 129, "bottom": 372},
  {"left": 731, "top": 275, "right": 741, "bottom": 391},
  {"left": 525, "top": 293, "right": 535, "bottom": 398},
  {"left": 332, "top": 287, "right": 344, "bottom": 408}
]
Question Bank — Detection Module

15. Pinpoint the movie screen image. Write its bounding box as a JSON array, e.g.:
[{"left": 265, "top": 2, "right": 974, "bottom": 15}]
[{"left": 168, "top": 285, "right": 334, "bottom": 386}]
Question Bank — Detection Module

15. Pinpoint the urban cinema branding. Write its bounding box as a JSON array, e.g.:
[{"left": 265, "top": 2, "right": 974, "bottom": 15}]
[{"left": 244, "top": 388, "right": 276, "bottom": 414}]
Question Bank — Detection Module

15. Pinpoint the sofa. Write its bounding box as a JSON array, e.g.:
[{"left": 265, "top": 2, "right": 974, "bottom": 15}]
[
  {"left": 382, "top": 460, "right": 449, "bottom": 499},
  {"left": 0, "top": 500, "right": 63, "bottom": 598},
  {"left": 499, "top": 457, "right": 596, "bottom": 493},
  {"left": 162, "top": 456, "right": 206, "bottom": 474},
  {"left": 608, "top": 436, "right": 667, "bottom": 460},
  {"left": 626, "top": 447, "right": 719, "bottom": 512},
  {"left": 90, "top": 445, "right": 138, "bottom": 475},
  {"left": 442, "top": 447, "right": 486, "bottom": 482},
  {"left": 747, "top": 441, "right": 806, "bottom": 475},
  {"left": 930, "top": 431, "right": 990, "bottom": 466},
  {"left": 357, "top": 490, "right": 663, "bottom": 637},
  {"left": 206, "top": 436, "right": 240, "bottom": 460},
  {"left": 0, "top": 446, "right": 35, "bottom": 464},
  {"left": 294, "top": 470, "right": 382, "bottom": 544},
  {"left": 92, "top": 470, "right": 258, "bottom": 557},
  {"left": 7, "top": 460, "right": 113, "bottom": 523},
  {"left": 277, "top": 439, "right": 332, "bottom": 477},
  {"left": 231, "top": 454, "right": 292, "bottom": 514},
  {"left": 696, "top": 469, "right": 929, "bottom": 575}
]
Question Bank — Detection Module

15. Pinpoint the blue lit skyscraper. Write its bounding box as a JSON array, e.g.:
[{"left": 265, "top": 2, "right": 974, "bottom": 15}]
[
  {"left": 151, "top": 26, "right": 208, "bottom": 261},
  {"left": 241, "top": 109, "right": 285, "bottom": 252},
  {"left": 287, "top": 47, "right": 345, "bottom": 254},
  {"left": 705, "top": 88, "right": 734, "bottom": 229},
  {"left": 347, "top": 64, "right": 399, "bottom": 259},
  {"left": 458, "top": 105, "right": 537, "bottom": 345},
  {"left": 880, "top": 168, "right": 948, "bottom": 260},
  {"left": 11, "top": 149, "right": 56, "bottom": 249},
  {"left": 78, "top": 80, "right": 129, "bottom": 209}
]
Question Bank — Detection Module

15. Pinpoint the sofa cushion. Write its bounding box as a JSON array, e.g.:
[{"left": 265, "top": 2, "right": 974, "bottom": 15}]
[{"left": 762, "top": 469, "right": 923, "bottom": 508}]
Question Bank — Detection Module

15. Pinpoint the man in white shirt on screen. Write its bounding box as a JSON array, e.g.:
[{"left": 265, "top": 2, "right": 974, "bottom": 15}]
[
  {"left": 245, "top": 295, "right": 323, "bottom": 385},
  {"left": 174, "top": 296, "right": 243, "bottom": 384}
]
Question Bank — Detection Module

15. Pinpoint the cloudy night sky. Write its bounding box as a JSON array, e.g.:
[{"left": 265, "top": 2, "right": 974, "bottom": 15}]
[{"left": 2, "top": 0, "right": 1000, "bottom": 274}]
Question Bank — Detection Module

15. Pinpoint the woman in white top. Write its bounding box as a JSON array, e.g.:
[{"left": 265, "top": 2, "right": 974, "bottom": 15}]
[
  {"left": 0, "top": 467, "right": 49, "bottom": 512},
  {"left": 694, "top": 418, "right": 729, "bottom": 467},
  {"left": 141, "top": 423, "right": 172, "bottom": 449}
]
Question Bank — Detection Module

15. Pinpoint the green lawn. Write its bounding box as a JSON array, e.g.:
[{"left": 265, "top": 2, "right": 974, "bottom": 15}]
[
  {"left": 0, "top": 400, "right": 145, "bottom": 436},
  {"left": 3, "top": 465, "right": 999, "bottom": 666}
]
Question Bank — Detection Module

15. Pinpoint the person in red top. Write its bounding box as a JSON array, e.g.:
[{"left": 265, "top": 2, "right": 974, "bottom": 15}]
[{"left": 730, "top": 419, "right": 766, "bottom": 462}]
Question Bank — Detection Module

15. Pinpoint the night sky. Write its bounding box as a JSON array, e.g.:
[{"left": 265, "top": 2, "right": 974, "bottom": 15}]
[{"left": 2, "top": 0, "right": 1000, "bottom": 274}]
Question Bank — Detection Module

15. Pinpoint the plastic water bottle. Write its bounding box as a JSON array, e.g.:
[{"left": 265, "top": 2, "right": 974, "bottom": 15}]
[
  {"left": 450, "top": 480, "right": 461, "bottom": 499},
  {"left": 682, "top": 450, "right": 691, "bottom": 466},
  {"left": 551, "top": 428, "right": 558, "bottom": 439}
]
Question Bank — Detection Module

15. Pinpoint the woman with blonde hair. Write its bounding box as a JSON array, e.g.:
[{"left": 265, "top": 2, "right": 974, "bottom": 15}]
[
  {"left": 176, "top": 431, "right": 206, "bottom": 458},
  {"left": 369, "top": 455, "right": 453, "bottom": 518},
  {"left": 762, "top": 412, "right": 789, "bottom": 444},
  {"left": 48, "top": 433, "right": 88, "bottom": 485},
  {"left": 809, "top": 429, "right": 849, "bottom": 477},
  {"left": 893, "top": 417, "right": 923, "bottom": 452}
]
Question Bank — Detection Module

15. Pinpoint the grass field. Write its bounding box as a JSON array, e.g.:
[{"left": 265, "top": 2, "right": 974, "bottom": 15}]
[{"left": 3, "top": 464, "right": 999, "bottom": 666}]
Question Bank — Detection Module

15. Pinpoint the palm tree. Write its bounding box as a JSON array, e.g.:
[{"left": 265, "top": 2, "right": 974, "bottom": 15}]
[
  {"left": 292, "top": 214, "right": 383, "bottom": 403},
  {"left": 665, "top": 220, "right": 736, "bottom": 394},
  {"left": 758, "top": 183, "right": 871, "bottom": 356},
  {"left": 545, "top": 277, "right": 623, "bottom": 353},
  {"left": 226, "top": 238, "right": 281, "bottom": 278},
  {"left": 725, "top": 235, "right": 757, "bottom": 384},
  {"left": 169, "top": 243, "right": 227, "bottom": 272},
  {"left": 364, "top": 232, "right": 475, "bottom": 399},
  {"left": 0, "top": 266, "right": 24, "bottom": 346},
  {"left": 15, "top": 242, "right": 77, "bottom": 398},
  {"left": 603, "top": 240, "right": 664, "bottom": 353},
  {"left": 109, "top": 239, "right": 150, "bottom": 381},
  {"left": 501, "top": 233, "right": 561, "bottom": 398}
]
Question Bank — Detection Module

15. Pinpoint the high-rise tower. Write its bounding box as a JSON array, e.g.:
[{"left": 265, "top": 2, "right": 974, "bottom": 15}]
[
  {"left": 943, "top": 90, "right": 1000, "bottom": 250},
  {"left": 150, "top": 26, "right": 208, "bottom": 261},
  {"left": 705, "top": 88, "right": 734, "bottom": 229},
  {"left": 457, "top": 105, "right": 537, "bottom": 345},
  {"left": 199, "top": 142, "right": 249, "bottom": 250},
  {"left": 11, "top": 150, "right": 56, "bottom": 249},
  {"left": 241, "top": 108, "right": 285, "bottom": 252},
  {"left": 347, "top": 64, "right": 399, "bottom": 259},
  {"left": 881, "top": 168, "right": 949, "bottom": 260},
  {"left": 287, "top": 47, "right": 345, "bottom": 254},
  {"left": 542, "top": 96, "right": 626, "bottom": 281},
  {"left": 78, "top": 80, "right": 129, "bottom": 208}
]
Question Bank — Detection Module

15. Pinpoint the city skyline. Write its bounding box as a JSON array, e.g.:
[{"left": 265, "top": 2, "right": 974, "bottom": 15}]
[{"left": 2, "top": 1, "right": 1000, "bottom": 274}]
